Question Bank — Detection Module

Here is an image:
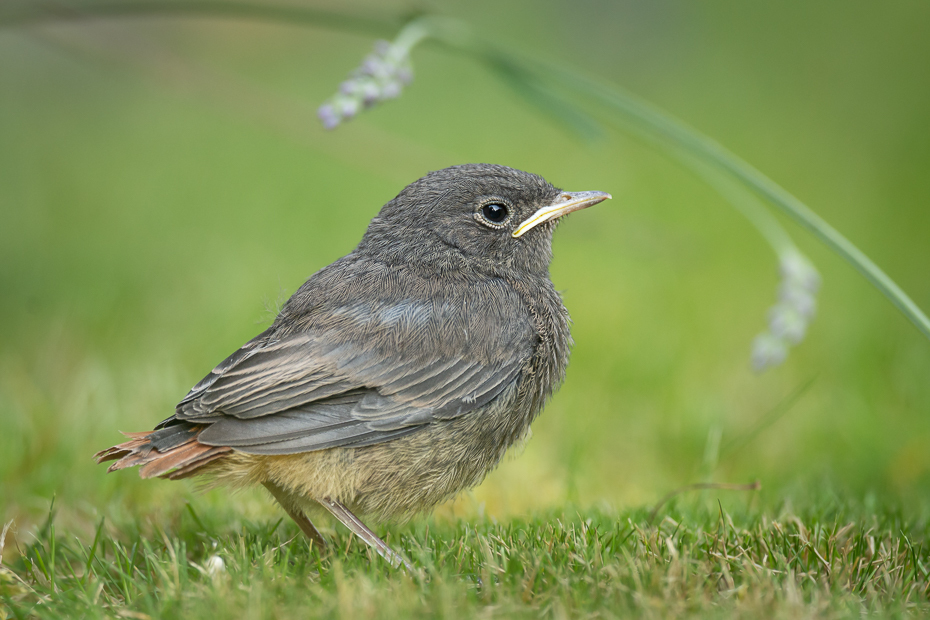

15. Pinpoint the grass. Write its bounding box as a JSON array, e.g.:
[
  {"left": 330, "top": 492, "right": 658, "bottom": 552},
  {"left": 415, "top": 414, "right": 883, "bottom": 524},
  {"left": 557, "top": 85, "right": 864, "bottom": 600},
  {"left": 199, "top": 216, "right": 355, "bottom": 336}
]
[{"left": 4, "top": 496, "right": 930, "bottom": 618}]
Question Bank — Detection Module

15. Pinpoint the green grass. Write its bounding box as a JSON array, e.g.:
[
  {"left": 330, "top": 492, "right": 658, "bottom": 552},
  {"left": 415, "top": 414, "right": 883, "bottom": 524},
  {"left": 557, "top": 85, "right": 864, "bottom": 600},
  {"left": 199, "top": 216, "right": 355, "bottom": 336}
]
[{"left": 5, "top": 497, "right": 930, "bottom": 618}]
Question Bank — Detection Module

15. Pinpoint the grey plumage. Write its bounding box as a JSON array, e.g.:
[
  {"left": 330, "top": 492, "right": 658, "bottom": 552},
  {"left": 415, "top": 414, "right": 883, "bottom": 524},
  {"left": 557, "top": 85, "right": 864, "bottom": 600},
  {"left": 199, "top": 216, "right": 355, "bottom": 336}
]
[{"left": 96, "top": 163, "right": 610, "bottom": 567}]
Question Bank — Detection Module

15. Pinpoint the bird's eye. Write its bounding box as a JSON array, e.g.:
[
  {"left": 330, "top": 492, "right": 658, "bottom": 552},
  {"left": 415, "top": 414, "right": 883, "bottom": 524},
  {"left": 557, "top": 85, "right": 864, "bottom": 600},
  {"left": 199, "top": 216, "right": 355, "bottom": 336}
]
[{"left": 480, "top": 203, "right": 509, "bottom": 225}]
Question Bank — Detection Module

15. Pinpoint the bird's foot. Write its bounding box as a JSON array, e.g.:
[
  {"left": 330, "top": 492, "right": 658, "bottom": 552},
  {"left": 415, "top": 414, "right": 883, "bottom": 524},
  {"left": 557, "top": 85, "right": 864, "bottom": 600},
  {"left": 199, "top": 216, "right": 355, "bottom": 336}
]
[{"left": 320, "top": 497, "right": 415, "bottom": 572}]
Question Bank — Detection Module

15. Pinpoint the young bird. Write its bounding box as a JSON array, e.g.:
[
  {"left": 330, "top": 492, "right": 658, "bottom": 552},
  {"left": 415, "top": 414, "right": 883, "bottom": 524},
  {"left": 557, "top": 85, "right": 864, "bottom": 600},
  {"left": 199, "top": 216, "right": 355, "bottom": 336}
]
[{"left": 96, "top": 164, "right": 610, "bottom": 569}]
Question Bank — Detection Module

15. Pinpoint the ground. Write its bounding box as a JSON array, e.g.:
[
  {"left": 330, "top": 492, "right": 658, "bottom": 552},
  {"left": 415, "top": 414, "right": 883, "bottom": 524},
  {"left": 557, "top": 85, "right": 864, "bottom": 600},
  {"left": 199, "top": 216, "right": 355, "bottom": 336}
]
[{"left": 4, "top": 492, "right": 930, "bottom": 618}]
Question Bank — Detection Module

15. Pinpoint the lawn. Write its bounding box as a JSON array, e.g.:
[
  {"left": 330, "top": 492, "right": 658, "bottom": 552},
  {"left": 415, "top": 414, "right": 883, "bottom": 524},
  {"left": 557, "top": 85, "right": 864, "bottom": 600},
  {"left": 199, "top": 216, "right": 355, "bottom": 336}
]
[
  {"left": 2, "top": 1, "right": 930, "bottom": 617},
  {"left": 5, "top": 498, "right": 930, "bottom": 618}
]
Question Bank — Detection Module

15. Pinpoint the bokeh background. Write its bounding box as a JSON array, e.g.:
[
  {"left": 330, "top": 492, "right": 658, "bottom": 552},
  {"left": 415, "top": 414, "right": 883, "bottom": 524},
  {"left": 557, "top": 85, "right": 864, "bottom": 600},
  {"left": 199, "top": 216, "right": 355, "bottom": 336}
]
[{"left": 2, "top": 1, "right": 929, "bottom": 534}]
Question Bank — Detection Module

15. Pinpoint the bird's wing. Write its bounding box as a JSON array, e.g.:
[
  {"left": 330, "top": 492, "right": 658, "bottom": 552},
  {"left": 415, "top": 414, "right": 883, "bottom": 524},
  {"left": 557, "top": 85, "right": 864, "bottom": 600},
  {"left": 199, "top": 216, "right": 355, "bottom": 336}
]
[{"left": 169, "top": 295, "right": 534, "bottom": 455}]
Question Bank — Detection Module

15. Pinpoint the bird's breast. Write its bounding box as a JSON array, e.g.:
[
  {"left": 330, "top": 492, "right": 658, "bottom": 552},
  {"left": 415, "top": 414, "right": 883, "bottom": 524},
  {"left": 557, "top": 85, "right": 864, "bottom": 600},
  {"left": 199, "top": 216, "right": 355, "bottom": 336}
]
[{"left": 506, "top": 275, "right": 573, "bottom": 413}]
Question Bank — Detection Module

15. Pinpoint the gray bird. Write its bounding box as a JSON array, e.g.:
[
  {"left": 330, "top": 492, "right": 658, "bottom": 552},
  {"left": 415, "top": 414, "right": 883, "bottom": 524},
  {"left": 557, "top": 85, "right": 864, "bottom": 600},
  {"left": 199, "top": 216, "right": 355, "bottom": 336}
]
[{"left": 96, "top": 164, "right": 610, "bottom": 569}]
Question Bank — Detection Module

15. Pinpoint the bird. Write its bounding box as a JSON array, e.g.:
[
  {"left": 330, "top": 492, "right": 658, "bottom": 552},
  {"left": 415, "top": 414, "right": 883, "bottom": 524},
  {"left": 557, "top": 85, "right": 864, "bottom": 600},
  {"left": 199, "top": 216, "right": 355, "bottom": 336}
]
[{"left": 95, "top": 164, "right": 611, "bottom": 569}]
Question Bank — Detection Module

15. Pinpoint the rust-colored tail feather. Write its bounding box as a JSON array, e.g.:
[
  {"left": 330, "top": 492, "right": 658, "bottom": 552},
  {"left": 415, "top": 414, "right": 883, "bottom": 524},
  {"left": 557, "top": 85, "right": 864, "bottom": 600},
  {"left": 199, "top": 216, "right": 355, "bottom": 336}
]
[{"left": 94, "top": 424, "right": 231, "bottom": 480}]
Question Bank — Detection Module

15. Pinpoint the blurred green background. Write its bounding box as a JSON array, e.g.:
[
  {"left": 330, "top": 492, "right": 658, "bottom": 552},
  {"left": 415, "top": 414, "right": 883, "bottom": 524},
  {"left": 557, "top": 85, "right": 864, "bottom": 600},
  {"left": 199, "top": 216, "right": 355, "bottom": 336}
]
[{"left": 1, "top": 0, "right": 929, "bottom": 533}]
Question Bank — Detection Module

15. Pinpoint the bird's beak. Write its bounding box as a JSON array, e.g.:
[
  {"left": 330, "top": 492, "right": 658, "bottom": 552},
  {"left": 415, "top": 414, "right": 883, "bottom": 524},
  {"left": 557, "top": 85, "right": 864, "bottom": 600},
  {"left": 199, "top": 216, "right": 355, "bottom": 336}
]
[{"left": 512, "top": 191, "right": 612, "bottom": 238}]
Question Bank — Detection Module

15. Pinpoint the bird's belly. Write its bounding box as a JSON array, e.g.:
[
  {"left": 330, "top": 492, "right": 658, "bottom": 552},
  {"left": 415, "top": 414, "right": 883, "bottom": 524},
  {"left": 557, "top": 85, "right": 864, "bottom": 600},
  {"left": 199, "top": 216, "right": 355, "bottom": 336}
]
[
  {"left": 234, "top": 378, "right": 537, "bottom": 522},
  {"left": 347, "top": 380, "right": 535, "bottom": 520}
]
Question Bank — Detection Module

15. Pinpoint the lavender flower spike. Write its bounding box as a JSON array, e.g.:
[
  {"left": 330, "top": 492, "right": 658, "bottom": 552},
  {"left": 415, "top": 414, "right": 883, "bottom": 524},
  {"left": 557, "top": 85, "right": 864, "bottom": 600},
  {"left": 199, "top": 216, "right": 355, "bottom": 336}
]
[
  {"left": 317, "top": 21, "right": 427, "bottom": 130},
  {"left": 751, "top": 248, "right": 821, "bottom": 372}
]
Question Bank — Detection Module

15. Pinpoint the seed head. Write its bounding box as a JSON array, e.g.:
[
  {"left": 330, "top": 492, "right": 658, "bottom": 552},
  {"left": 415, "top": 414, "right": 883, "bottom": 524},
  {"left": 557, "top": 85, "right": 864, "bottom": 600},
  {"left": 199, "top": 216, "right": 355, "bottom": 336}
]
[
  {"left": 318, "top": 39, "right": 415, "bottom": 130},
  {"left": 751, "top": 249, "right": 820, "bottom": 372}
]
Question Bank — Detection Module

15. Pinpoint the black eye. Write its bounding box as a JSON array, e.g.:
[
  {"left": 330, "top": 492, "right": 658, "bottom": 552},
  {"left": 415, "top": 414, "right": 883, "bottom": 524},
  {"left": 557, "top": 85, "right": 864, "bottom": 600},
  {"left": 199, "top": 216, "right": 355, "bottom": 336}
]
[{"left": 481, "top": 203, "right": 509, "bottom": 224}]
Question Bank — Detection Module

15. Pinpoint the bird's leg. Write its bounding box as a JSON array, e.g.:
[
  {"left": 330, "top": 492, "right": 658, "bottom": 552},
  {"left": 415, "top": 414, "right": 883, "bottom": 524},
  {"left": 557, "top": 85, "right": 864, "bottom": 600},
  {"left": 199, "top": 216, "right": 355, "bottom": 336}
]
[
  {"left": 319, "top": 497, "right": 414, "bottom": 572},
  {"left": 262, "top": 482, "right": 327, "bottom": 550}
]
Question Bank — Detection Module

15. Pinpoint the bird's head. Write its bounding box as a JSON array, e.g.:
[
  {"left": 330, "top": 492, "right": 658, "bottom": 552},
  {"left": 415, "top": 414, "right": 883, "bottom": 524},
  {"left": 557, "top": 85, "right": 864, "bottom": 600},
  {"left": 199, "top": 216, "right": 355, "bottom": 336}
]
[{"left": 357, "top": 164, "right": 611, "bottom": 276}]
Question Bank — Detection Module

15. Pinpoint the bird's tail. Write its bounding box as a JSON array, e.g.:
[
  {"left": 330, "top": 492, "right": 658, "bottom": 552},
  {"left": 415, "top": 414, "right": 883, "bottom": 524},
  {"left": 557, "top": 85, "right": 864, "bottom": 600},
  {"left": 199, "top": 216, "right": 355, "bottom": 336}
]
[{"left": 94, "top": 422, "right": 232, "bottom": 480}]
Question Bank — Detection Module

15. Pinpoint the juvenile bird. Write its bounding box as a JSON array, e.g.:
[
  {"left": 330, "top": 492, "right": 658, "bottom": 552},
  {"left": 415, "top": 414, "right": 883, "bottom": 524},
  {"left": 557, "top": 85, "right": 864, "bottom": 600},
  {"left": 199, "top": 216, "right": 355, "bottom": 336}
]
[{"left": 96, "top": 164, "right": 610, "bottom": 568}]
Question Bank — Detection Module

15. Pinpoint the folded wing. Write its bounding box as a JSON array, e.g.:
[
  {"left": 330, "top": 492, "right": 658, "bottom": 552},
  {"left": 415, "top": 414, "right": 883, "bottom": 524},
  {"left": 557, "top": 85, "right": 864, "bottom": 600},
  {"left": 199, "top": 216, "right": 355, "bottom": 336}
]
[{"left": 164, "top": 295, "right": 533, "bottom": 455}]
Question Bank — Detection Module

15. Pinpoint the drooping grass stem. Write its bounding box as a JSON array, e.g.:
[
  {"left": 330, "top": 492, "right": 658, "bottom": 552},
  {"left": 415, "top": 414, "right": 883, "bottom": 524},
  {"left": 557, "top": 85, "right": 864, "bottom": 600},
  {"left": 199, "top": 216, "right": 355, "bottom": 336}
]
[
  {"left": 541, "top": 67, "right": 930, "bottom": 341},
  {"left": 0, "top": 1, "right": 397, "bottom": 37}
]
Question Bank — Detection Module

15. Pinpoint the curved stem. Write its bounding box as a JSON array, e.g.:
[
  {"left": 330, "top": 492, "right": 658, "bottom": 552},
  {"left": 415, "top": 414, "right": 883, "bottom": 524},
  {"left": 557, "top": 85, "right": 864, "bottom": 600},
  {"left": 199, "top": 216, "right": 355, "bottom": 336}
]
[
  {"left": 684, "top": 154, "right": 796, "bottom": 256},
  {"left": 0, "top": 1, "right": 397, "bottom": 36}
]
